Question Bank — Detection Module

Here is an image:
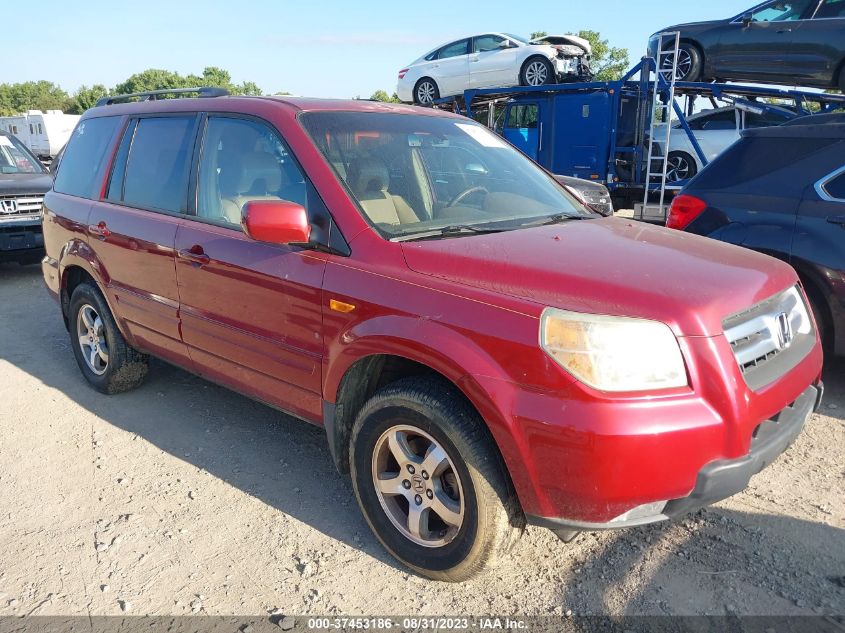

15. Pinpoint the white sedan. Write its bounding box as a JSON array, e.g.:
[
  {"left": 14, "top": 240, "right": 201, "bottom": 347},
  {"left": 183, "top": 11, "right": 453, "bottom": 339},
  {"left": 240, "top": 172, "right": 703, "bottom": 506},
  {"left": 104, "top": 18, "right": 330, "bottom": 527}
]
[
  {"left": 397, "top": 33, "right": 592, "bottom": 105},
  {"left": 656, "top": 105, "right": 793, "bottom": 183}
]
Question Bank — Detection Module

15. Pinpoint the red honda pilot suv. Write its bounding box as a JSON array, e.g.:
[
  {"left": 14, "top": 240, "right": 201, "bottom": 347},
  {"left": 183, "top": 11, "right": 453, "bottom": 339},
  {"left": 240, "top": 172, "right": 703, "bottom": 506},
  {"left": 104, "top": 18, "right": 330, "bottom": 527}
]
[{"left": 42, "top": 88, "right": 823, "bottom": 581}]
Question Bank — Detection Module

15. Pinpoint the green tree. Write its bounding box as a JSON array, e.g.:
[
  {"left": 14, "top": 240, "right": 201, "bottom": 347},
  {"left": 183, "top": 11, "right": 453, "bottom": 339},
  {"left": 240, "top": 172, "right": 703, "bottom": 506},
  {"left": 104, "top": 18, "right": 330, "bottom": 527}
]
[
  {"left": 577, "top": 30, "right": 629, "bottom": 81},
  {"left": 0, "top": 81, "right": 72, "bottom": 116},
  {"left": 69, "top": 84, "right": 110, "bottom": 113},
  {"left": 530, "top": 31, "right": 547, "bottom": 40},
  {"left": 369, "top": 89, "right": 401, "bottom": 103}
]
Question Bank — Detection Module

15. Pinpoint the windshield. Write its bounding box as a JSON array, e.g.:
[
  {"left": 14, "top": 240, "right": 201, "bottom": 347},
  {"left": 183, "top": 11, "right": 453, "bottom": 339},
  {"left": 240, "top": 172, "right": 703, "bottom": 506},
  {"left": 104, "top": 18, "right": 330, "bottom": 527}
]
[
  {"left": 0, "top": 135, "right": 44, "bottom": 174},
  {"left": 299, "top": 112, "right": 591, "bottom": 239}
]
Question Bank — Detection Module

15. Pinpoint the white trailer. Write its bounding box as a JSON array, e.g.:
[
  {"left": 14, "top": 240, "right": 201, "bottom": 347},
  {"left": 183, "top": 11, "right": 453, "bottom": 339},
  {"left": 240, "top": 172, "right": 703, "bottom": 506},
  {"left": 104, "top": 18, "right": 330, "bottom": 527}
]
[{"left": 0, "top": 110, "right": 80, "bottom": 160}]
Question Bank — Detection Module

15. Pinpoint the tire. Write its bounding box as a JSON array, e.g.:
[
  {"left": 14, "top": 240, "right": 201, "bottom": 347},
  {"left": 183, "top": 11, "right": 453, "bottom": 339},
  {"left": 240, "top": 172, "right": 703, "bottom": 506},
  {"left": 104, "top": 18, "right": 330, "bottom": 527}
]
[
  {"left": 349, "top": 376, "right": 523, "bottom": 582},
  {"left": 804, "top": 284, "right": 831, "bottom": 350},
  {"left": 69, "top": 282, "right": 149, "bottom": 394},
  {"left": 520, "top": 56, "right": 555, "bottom": 87},
  {"left": 838, "top": 64, "right": 845, "bottom": 92},
  {"left": 413, "top": 78, "right": 439, "bottom": 105},
  {"left": 662, "top": 43, "right": 703, "bottom": 82},
  {"left": 666, "top": 151, "right": 698, "bottom": 183}
]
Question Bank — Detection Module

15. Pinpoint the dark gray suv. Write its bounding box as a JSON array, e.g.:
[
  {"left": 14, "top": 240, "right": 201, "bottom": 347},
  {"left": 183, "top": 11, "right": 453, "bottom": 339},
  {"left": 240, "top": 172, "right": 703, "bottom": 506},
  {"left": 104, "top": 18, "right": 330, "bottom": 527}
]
[
  {"left": 651, "top": 0, "right": 845, "bottom": 88},
  {"left": 0, "top": 131, "right": 51, "bottom": 263}
]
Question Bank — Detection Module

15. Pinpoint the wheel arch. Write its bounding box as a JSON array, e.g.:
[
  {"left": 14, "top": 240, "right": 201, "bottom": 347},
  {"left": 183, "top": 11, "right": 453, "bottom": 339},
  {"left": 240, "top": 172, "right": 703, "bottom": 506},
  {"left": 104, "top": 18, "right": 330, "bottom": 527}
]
[
  {"left": 793, "top": 261, "right": 840, "bottom": 352},
  {"left": 678, "top": 38, "right": 707, "bottom": 77}
]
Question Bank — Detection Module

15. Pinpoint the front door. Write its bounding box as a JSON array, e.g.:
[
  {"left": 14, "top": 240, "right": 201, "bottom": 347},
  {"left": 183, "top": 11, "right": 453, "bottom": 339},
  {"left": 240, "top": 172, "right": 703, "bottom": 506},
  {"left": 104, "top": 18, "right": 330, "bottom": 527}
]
[
  {"left": 502, "top": 102, "right": 541, "bottom": 161},
  {"left": 174, "top": 115, "right": 327, "bottom": 422},
  {"left": 469, "top": 35, "right": 518, "bottom": 88},
  {"left": 713, "top": 0, "right": 817, "bottom": 82},
  {"left": 788, "top": 1, "right": 845, "bottom": 84},
  {"left": 91, "top": 115, "right": 198, "bottom": 366}
]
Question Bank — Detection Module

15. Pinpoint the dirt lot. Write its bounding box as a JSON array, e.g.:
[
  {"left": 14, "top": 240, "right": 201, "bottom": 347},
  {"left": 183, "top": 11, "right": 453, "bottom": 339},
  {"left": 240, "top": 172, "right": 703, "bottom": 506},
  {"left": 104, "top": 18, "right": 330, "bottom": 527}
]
[{"left": 0, "top": 261, "right": 843, "bottom": 618}]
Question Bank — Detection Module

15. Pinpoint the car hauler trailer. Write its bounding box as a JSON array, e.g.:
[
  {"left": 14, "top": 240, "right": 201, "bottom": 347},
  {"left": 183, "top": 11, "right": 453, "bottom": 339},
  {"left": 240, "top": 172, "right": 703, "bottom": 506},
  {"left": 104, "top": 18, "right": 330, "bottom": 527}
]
[{"left": 433, "top": 40, "right": 845, "bottom": 222}]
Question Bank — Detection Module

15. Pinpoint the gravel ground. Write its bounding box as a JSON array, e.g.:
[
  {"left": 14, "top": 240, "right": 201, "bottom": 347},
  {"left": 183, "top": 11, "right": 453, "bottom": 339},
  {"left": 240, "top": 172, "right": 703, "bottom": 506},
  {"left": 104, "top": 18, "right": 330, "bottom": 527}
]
[{"left": 0, "top": 261, "right": 843, "bottom": 618}]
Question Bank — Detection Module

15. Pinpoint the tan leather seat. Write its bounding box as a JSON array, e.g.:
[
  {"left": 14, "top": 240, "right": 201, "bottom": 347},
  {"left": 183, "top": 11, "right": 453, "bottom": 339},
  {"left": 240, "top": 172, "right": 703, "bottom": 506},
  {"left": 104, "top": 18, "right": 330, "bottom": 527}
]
[
  {"left": 347, "top": 158, "right": 419, "bottom": 226},
  {"left": 220, "top": 152, "right": 285, "bottom": 224}
]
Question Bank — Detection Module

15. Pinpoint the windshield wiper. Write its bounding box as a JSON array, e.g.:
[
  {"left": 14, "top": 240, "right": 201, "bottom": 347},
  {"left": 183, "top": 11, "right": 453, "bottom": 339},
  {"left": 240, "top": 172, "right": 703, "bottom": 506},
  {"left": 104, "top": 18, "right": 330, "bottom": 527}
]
[
  {"left": 522, "top": 213, "right": 592, "bottom": 228},
  {"left": 393, "top": 224, "right": 509, "bottom": 242}
]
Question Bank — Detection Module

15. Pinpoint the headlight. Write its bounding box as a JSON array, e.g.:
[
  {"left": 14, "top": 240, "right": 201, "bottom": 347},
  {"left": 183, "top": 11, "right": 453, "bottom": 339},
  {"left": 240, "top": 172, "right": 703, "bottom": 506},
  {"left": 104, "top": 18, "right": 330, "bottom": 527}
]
[{"left": 540, "top": 308, "right": 687, "bottom": 392}]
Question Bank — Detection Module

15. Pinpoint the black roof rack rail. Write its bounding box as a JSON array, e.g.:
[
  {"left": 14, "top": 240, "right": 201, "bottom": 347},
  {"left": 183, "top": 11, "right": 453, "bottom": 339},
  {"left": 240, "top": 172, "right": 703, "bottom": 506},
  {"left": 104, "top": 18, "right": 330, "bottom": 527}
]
[{"left": 96, "top": 86, "right": 229, "bottom": 107}]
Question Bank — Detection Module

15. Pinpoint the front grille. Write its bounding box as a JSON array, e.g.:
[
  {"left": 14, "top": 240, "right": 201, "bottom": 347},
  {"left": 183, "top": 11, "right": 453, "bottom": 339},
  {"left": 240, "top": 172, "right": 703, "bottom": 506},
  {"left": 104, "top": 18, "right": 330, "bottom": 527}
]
[
  {"left": 0, "top": 194, "right": 44, "bottom": 219},
  {"left": 723, "top": 286, "right": 815, "bottom": 390}
]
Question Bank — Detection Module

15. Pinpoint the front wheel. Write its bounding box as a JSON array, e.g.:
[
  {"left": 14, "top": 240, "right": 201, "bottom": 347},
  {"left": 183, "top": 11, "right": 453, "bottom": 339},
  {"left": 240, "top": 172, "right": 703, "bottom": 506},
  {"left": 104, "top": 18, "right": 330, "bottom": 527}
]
[
  {"left": 666, "top": 151, "right": 698, "bottom": 183},
  {"left": 350, "top": 377, "right": 523, "bottom": 581},
  {"left": 521, "top": 57, "right": 555, "bottom": 87},
  {"left": 662, "top": 43, "right": 703, "bottom": 82},
  {"left": 69, "top": 282, "right": 149, "bottom": 394}
]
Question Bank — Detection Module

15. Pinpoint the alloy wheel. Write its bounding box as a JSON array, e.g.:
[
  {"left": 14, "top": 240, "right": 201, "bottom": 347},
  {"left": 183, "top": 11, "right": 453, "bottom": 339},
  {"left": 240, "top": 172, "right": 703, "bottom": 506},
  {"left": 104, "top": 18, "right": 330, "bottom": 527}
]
[
  {"left": 666, "top": 154, "right": 694, "bottom": 182},
  {"left": 417, "top": 81, "right": 436, "bottom": 104},
  {"left": 525, "top": 61, "right": 549, "bottom": 86},
  {"left": 371, "top": 424, "right": 464, "bottom": 548},
  {"left": 661, "top": 48, "right": 693, "bottom": 82},
  {"left": 76, "top": 304, "right": 109, "bottom": 376}
]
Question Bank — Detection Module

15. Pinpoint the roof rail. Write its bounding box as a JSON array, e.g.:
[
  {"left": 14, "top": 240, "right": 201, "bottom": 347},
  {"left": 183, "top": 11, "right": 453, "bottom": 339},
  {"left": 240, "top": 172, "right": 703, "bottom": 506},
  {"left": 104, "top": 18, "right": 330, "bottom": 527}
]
[{"left": 96, "top": 86, "right": 229, "bottom": 107}]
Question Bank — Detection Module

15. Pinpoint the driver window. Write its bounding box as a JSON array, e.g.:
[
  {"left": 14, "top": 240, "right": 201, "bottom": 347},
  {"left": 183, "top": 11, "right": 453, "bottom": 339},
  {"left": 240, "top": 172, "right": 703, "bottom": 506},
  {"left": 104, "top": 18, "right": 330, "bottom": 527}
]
[
  {"left": 505, "top": 104, "right": 539, "bottom": 129},
  {"left": 750, "top": 0, "right": 815, "bottom": 21},
  {"left": 197, "top": 117, "right": 307, "bottom": 228},
  {"left": 814, "top": 0, "right": 845, "bottom": 17},
  {"left": 475, "top": 35, "right": 506, "bottom": 53}
]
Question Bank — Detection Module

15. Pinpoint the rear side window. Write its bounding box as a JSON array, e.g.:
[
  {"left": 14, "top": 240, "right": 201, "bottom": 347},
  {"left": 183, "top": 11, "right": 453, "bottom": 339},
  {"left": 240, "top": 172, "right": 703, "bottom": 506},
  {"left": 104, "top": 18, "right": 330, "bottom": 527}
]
[
  {"left": 54, "top": 117, "right": 121, "bottom": 199},
  {"left": 121, "top": 117, "right": 196, "bottom": 213},
  {"left": 823, "top": 171, "right": 845, "bottom": 200},
  {"left": 690, "top": 137, "right": 839, "bottom": 190}
]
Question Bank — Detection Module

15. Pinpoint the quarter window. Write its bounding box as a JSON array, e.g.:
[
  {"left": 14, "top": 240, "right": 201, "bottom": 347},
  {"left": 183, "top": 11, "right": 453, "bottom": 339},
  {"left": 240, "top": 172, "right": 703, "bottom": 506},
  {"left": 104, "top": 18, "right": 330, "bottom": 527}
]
[
  {"left": 815, "top": 0, "right": 845, "bottom": 17},
  {"left": 53, "top": 116, "right": 121, "bottom": 199},
  {"left": 122, "top": 117, "right": 196, "bottom": 213},
  {"left": 196, "top": 116, "right": 307, "bottom": 228},
  {"left": 823, "top": 171, "right": 845, "bottom": 200}
]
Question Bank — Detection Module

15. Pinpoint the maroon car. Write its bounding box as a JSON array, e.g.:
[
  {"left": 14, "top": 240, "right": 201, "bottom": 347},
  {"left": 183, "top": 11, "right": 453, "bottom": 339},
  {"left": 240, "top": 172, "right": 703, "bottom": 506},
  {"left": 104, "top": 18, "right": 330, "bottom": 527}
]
[{"left": 42, "top": 89, "right": 823, "bottom": 581}]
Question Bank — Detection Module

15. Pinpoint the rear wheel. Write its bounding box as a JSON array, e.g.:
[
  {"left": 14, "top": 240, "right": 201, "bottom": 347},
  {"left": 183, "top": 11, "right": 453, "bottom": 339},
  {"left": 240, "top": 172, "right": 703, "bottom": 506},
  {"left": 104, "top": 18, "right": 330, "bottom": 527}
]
[
  {"left": 414, "top": 78, "right": 439, "bottom": 105},
  {"left": 666, "top": 151, "right": 698, "bottom": 183},
  {"left": 350, "top": 376, "right": 523, "bottom": 581},
  {"left": 521, "top": 57, "right": 555, "bottom": 87},
  {"left": 69, "top": 283, "right": 149, "bottom": 394}
]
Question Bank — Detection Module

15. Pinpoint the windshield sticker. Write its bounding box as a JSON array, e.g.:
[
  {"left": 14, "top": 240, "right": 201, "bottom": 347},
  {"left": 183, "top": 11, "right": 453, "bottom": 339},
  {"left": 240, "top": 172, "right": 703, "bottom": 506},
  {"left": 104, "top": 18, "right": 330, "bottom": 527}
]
[{"left": 455, "top": 123, "right": 507, "bottom": 149}]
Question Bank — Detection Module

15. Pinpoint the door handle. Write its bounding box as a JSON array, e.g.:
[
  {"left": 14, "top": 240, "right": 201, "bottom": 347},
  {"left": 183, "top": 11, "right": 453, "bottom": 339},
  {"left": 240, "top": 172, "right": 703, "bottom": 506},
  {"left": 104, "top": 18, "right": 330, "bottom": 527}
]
[
  {"left": 826, "top": 216, "right": 845, "bottom": 226},
  {"left": 88, "top": 221, "right": 111, "bottom": 240},
  {"left": 777, "top": 28, "right": 792, "bottom": 33},
  {"left": 178, "top": 245, "right": 210, "bottom": 265}
]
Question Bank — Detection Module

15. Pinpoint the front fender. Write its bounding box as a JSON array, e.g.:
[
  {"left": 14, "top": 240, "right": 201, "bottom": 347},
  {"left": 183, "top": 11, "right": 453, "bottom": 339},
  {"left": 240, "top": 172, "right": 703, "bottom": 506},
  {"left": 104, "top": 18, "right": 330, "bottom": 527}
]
[{"left": 323, "top": 314, "right": 547, "bottom": 515}]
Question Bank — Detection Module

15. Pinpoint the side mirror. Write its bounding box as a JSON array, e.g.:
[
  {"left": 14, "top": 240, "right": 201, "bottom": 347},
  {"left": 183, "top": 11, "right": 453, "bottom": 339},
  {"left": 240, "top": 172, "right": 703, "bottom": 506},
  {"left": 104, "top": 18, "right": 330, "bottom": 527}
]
[
  {"left": 242, "top": 200, "right": 311, "bottom": 245},
  {"left": 499, "top": 39, "right": 512, "bottom": 49},
  {"left": 741, "top": 13, "right": 753, "bottom": 27}
]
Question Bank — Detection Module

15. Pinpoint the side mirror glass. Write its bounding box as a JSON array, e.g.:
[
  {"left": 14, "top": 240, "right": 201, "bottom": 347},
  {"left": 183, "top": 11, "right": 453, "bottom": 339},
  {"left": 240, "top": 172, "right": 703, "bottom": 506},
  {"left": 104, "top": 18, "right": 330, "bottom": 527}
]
[{"left": 242, "top": 200, "right": 311, "bottom": 245}]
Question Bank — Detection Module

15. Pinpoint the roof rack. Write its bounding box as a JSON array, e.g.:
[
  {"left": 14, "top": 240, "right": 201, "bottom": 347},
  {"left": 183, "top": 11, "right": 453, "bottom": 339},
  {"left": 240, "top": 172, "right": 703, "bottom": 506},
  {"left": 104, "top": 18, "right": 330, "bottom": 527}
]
[{"left": 96, "top": 86, "right": 229, "bottom": 107}]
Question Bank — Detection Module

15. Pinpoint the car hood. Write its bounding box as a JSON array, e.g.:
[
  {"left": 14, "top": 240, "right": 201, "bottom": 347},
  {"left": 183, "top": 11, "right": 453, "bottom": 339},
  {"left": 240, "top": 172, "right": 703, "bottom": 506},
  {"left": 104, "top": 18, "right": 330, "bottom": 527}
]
[
  {"left": 401, "top": 217, "right": 797, "bottom": 337},
  {"left": 651, "top": 20, "right": 724, "bottom": 38},
  {"left": 529, "top": 34, "right": 592, "bottom": 55},
  {"left": 0, "top": 172, "right": 52, "bottom": 195}
]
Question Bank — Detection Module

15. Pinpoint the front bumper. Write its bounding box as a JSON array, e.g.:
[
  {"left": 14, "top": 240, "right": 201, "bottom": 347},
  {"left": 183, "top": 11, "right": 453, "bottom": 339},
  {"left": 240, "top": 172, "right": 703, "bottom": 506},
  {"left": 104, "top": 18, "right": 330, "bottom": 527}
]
[
  {"left": 528, "top": 383, "right": 821, "bottom": 531},
  {"left": 0, "top": 218, "right": 44, "bottom": 256}
]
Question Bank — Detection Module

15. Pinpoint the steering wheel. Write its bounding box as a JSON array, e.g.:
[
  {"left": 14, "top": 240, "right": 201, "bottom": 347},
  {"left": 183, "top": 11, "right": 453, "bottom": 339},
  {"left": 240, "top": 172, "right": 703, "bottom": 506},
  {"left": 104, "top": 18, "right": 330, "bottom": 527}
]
[{"left": 446, "top": 186, "right": 489, "bottom": 208}]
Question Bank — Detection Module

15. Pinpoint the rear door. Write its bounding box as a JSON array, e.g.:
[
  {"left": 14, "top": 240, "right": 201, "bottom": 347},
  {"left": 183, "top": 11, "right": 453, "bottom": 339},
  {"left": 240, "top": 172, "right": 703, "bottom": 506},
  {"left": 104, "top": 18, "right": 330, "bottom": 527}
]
[
  {"left": 794, "top": 159, "right": 845, "bottom": 277},
  {"left": 430, "top": 39, "right": 471, "bottom": 96},
  {"left": 174, "top": 114, "right": 328, "bottom": 422},
  {"left": 91, "top": 114, "right": 198, "bottom": 366}
]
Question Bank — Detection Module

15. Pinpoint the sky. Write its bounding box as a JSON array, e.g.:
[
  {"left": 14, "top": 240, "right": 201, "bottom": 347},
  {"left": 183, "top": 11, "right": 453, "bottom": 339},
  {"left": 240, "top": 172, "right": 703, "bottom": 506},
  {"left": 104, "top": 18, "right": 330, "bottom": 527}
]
[{"left": 7, "top": 0, "right": 756, "bottom": 99}]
